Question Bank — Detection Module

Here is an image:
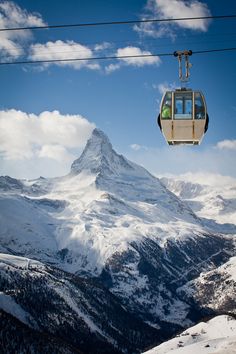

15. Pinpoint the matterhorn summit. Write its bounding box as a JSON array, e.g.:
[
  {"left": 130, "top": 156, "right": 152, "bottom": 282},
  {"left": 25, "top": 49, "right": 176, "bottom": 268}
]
[
  {"left": 71, "top": 128, "right": 134, "bottom": 175},
  {"left": 69, "top": 128, "right": 197, "bottom": 219}
]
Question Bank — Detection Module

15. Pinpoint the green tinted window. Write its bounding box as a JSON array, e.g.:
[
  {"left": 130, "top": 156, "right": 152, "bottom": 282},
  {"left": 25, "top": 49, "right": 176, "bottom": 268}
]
[{"left": 161, "top": 93, "right": 172, "bottom": 119}]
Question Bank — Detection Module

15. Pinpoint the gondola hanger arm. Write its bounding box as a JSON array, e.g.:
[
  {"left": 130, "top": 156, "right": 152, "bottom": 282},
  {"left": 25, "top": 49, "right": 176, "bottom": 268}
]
[{"left": 173, "top": 50, "right": 192, "bottom": 83}]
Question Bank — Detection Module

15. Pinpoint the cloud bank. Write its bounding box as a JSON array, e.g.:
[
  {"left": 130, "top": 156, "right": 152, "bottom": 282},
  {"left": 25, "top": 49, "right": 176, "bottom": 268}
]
[
  {"left": 154, "top": 81, "right": 178, "bottom": 95},
  {"left": 29, "top": 40, "right": 100, "bottom": 70},
  {"left": 0, "top": 109, "right": 95, "bottom": 178},
  {"left": 105, "top": 46, "right": 161, "bottom": 73},
  {"left": 0, "top": 1, "right": 45, "bottom": 59},
  {"left": 116, "top": 46, "right": 161, "bottom": 66},
  {"left": 216, "top": 140, "right": 236, "bottom": 150},
  {"left": 135, "top": 0, "right": 211, "bottom": 38},
  {"left": 29, "top": 41, "right": 160, "bottom": 73}
]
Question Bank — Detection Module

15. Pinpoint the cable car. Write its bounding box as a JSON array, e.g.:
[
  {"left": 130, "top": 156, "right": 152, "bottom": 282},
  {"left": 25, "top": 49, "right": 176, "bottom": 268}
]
[
  {"left": 157, "top": 50, "right": 209, "bottom": 145},
  {"left": 157, "top": 88, "right": 209, "bottom": 145}
]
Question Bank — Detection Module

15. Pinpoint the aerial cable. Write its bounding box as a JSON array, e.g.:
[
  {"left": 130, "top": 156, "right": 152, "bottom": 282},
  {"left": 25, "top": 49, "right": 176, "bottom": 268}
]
[
  {"left": 0, "top": 53, "right": 167, "bottom": 66},
  {"left": 192, "top": 47, "right": 236, "bottom": 54},
  {"left": 0, "top": 47, "right": 236, "bottom": 66},
  {"left": 0, "top": 15, "right": 236, "bottom": 32}
]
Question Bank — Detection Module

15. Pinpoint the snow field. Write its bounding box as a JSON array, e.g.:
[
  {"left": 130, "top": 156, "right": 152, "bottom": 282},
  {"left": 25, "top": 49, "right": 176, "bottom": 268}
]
[{"left": 143, "top": 315, "right": 236, "bottom": 354}]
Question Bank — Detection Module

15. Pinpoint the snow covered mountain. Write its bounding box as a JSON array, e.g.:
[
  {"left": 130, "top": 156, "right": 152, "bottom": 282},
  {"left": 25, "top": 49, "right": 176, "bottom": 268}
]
[
  {"left": 160, "top": 176, "right": 236, "bottom": 227},
  {"left": 0, "top": 128, "right": 236, "bottom": 353},
  {"left": 143, "top": 315, "right": 236, "bottom": 354},
  {"left": 0, "top": 129, "right": 205, "bottom": 274}
]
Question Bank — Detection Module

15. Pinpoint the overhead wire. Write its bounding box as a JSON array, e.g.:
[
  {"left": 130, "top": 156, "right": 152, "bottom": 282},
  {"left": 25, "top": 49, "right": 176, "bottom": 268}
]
[
  {"left": 0, "top": 47, "right": 236, "bottom": 66},
  {"left": 193, "top": 47, "right": 236, "bottom": 54},
  {"left": 0, "top": 14, "right": 236, "bottom": 32},
  {"left": 1, "top": 14, "right": 236, "bottom": 66}
]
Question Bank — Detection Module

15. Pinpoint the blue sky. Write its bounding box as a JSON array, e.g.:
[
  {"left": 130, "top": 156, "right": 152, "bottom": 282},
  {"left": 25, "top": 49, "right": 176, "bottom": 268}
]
[{"left": 0, "top": 0, "right": 236, "bottom": 179}]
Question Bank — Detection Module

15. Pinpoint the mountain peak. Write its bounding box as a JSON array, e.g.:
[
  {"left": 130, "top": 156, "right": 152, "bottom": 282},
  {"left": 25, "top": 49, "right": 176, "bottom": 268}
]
[
  {"left": 90, "top": 128, "right": 110, "bottom": 143},
  {"left": 70, "top": 128, "right": 133, "bottom": 175}
]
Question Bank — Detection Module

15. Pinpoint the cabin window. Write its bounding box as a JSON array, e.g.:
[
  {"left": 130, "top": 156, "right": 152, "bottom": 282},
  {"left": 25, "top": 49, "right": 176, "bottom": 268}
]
[
  {"left": 174, "top": 93, "right": 192, "bottom": 119},
  {"left": 161, "top": 93, "right": 172, "bottom": 119},
  {"left": 194, "top": 92, "right": 205, "bottom": 119}
]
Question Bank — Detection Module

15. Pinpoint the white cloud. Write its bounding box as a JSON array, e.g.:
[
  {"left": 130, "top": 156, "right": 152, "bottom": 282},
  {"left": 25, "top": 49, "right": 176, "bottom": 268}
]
[
  {"left": 0, "top": 109, "right": 95, "bottom": 167},
  {"left": 134, "top": 20, "right": 175, "bottom": 39},
  {"left": 130, "top": 144, "right": 142, "bottom": 151},
  {"left": 130, "top": 144, "right": 148, "bottom": 151},
  {"left": 105, "top": 63, "right": 121, "bottom": 74},
  {"left": 0, "top": 1, "right": 45, "bottom": 59},
  {"left": 135, "top": 0, "right": 211, "bottom": 38},
  {"left": 154, "top": 81, "right": 178, "bottom": 95},
  {"left": 116, "top": 46, "right": 161, "bottom": 67},
  {"left": 216, "top": 140, "right": 236, "bottom": 150},
  {"left": 154, "top": 0, "right": 211, "bottom": 31},
  {"left": 29, "top": 42, "right": 160, "bottom": 72},
  {"left": 37, "top": 144, "right": 75, "bottom": 163},
  {"left": 94, "top": 42, "right": 111, "bottom": 51},
  {"left": 29, "top": 40, "right": 100, "bottom": 70},
  {"left": 104, "top": 46, "right": 160, "bottom": 73}
]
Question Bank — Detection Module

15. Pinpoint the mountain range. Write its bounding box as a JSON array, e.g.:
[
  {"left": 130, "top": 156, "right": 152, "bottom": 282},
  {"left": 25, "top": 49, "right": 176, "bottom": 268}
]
[{"left": 0, "top": 128, "right": 235, "bottom": 353}]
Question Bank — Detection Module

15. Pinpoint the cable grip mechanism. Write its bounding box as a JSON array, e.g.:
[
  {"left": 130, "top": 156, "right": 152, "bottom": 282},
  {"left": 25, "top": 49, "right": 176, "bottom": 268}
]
[{"left": 173, "top": 50, "right": 193, "bottom": 83}]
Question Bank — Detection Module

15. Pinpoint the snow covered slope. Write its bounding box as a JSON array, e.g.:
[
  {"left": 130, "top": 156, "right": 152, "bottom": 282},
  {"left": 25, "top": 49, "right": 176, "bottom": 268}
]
[
  {"left": 143, "top": 315, "right": 236, "bottom": 354},
  {"left": 161, "top": 176, "right": 236, "bottom": 227},
  {"left": 0, "top": 194, "right": 59, "bottom": 260},
  {"left": 0, "top": 128, "right": 236, "bottom": 352}
]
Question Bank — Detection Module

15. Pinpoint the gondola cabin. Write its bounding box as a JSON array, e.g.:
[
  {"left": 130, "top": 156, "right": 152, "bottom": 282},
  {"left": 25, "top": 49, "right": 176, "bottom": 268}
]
[{"left": 158, "top": 89, "right": 208, "bottom": 145}]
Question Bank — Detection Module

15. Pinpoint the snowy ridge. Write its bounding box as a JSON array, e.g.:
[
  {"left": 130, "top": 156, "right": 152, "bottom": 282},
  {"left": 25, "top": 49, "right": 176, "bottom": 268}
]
[
  {"left": 143, "top": 315, "right": 236, "bottom": 354},
  {"left": 161, "top": 176, "right": 236, "bottom": 227},
  {"left": 0, "top": 176, "right": 24, "bottom": 191},
  {"left": 160, "top": 177, "right": 205, "bottom": 199}
]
